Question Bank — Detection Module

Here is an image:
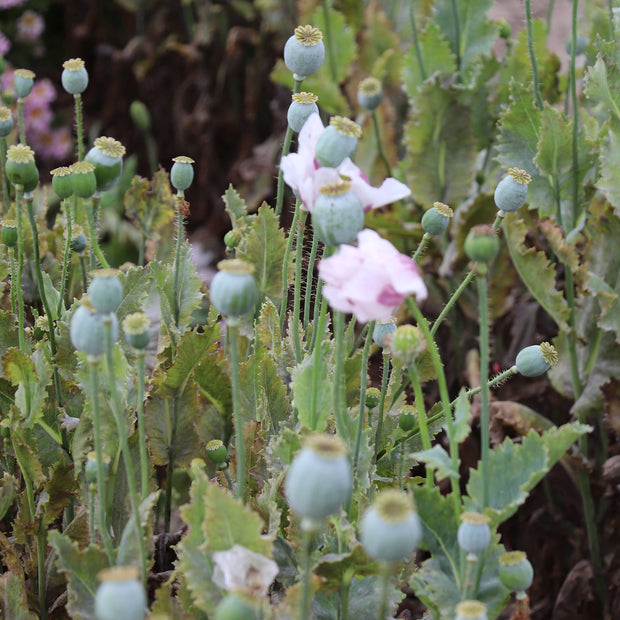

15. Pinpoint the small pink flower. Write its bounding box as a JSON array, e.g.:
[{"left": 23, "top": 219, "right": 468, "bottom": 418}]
[
  {"left": 17, "top": 10, "right": 44, "bottom": 42},
  {"left": 0, "top": 0, "right": 26, "bottom": 9},
  {"left": 318, "top": 229, "right": 427, "bottom": 323},
  {"left": 29, "top": 79, "right": 56, "bottom": 106},
  {"left": 0, "top": 31, "right": 10, "bottom": 56},
  {"left": 280, "top": 113, "right": 410, "bottom": 212},
  {"left": 23, "top": 100, "right": 52, "bottom": 132}
]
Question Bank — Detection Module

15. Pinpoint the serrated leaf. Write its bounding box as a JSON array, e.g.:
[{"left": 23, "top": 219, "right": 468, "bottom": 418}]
[
  {"left": 116, "top": 490, "right": 159, "bottom": 568},
  {"left": 597, "top": 126, "right": 620, "bottom": 213},
  {"left": 256, "top": 298, "right": 282, "bottom": 355},
  {"left": 502, "top": 213, "right": 570, "bottom": 329},
  {"left": 403, "top": 76, "right": 476, "bottom": 208},
  {"left": 0, "top": 572, "right": 37, "bottom": 620},
  {"left": 116, "top": 264, "right": 151, "bottom": 321},
  {"left": 42, "top": 460, "right": 76, "bottom": 526},
  {"left": 0, "top": 473, "right": 17, "bottom": 521},
  {"left": 584, "top": 55, "right": 620, "bottom": 122},
  {"left": 0, "top": 309, "right": 19, "bottom": 359},
  {"left": 124, "top": 171, "right": 176, "bottom": 236},
  {"left": 48, "top": 531, "right": 109, "bottom": 620},
  {"left": 237, "top": 202, "right": 287, "bottom": 300},
  {"left": 412, "top": 444, "right": 458, "bottom": 481},
  {"left": 449, "top": 389, "right": 471, "bottom": 444},
  {"left": 401, "top": 21, "right": 456, "bottom": 95},
  {"left": 41, "top": 272, "right": 61, "bottom": 322},
  {"left": 222, "top": 183, "right": 248, "bottom": 228},
  {"left": 538, "top": 219, "right": 579, "bottom": 270}
]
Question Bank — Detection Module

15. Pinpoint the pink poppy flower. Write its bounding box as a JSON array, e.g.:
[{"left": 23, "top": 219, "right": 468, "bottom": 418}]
[
  {"left": 17, "top": 10, "right": 44, "bottom": 42},
  {"left": 280, "top": 113, "right": 410, "bottom": 212},
  {"left": 318, "top": 228, "right": 427, "bottom": 323}
]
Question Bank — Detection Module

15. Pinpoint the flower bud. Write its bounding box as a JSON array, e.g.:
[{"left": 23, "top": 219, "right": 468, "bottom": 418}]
[
  {"left": 498, "top": 551, "right": 534, "bottom": 594},
  {"left": 357, "top": 77, "right": 383, "bottom": 112},
  {"left": 224, "top": 229, "right": 242, "bottom": 250},
  {"left": 464, "top": 225, "right": 499, "bottom": 264},
  {"left": 390, "top": 324, "right": 425, "bottom": 365},
  {"left": 122, "top": 312, "right": 151, "bottom": 350},
  {"left": 210, "top": 259, "right": 260, "bottom": 318},
  {"left": 284, "top": 25, "right": 325, "bottom": 79},
  {"left": 70, "top": 297, "right": 119, "bottom": 356},
  {"left": 422, "top": 202, "right": 453, "bottom": 236},
  {"left": 360, "top": 489, "right": 422, "bottom": 563},
  {"left": 170, "top": 156, "right": 195, "bottom": 192},
  {"left": 1, "top": 220, "right": 18, "bottom": 247},
  {"left": 515, "top": 341, "right": 558, "bottom": 377},
  {"left": 0, "top": 106, "right": 13, "bottom": 138},
  {"left": 129, "top": 100, "right": 151, "bottom": 133},
  {"left": 14, "top": 69, "right": 34, "bottom": 98},
  {"left": 61, "top": 58, "right": 89, "bottom": 95},
  {"left": 372, "top": 320, "right": 396, "bottom": 348},
  {"left": 213, "top": 593, "right": 257, "bottom": 620},
  {"left": 6, "top": 144, "right": 39, "bottom": 192},
  {"left": 51, "top": 166, "right": 74, "bottom": 199},
  {"left": 70, "top": 226, "right": 87, "bottom": 253},
  {"left": 287, "top": 92, "right": 319, "bottom": 133},
  {"left": 84, "top": 137, "right": 125, "bottom": 192},
  {"left": 365, "top": 387, "right": 381, "bottom": 409},
  {"left": 455, "top": 600, "right": 488, "bottom": 620},
  {"left": 494, "top": 167, "right": 531, "bottom": 213},
  {"left": 398, "top": 405, "right": 417, "bottom": 432},
  {"left": 284, "top": 433, "right": 352, "bottom": 529},
  {"left": 497, "top": 18, "right": 511, "bottom": 40},
  {"left": 206, "top": 439, "right": 228, "bottom": 465},
  {"left": 457, "top": 512, "right": 491, "bottom": 555},
  {"left": 88, "top": 269, "right": 123, "bottom": 314},
  {"left": 312, "top": 180, "right": 364, "bottom": 246},
  {"left": 94, "top": 566, "right": 146, "bottom": 620},
  {"left": 70, "top": 161, "right": 97, "bottom": 199},
  {"left": 315, "top": 116, "right": 361, "bottom": 168}
]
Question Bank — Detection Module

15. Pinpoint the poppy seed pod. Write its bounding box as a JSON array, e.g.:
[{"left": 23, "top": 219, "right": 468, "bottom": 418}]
[
  {"left": 312, "top": 180, "right": 364, "bottom": 246},
  {"left": 464, "top": 225, "right": 500, "bottom": 264},
  {"left": 84, "top": 136, "right": 125, "bottom": 192},
  {"left": 122, "top": 312, "right": 151, "bottom": 350},
  {"left": 61, "top": 58, "right": 89, "bottom": 95},
  {"left": 287, "top": 92, "right": 319, "bottom": 133},
  {"left": 70, "top": 161, "right": 97, "bottom": 199},
  {"left": 213, "top": 594, "right": 258, "bottom": 620},
  {"left": 170, "top": 155, "right": 195, "bottom": 192},
  {"left": 1, "top": 220, "right": 18, "bottom": 247},
  {"left": 422, "top": 202, "right": 453, "bottom": 236},
  {"left": 0, "top": 106, "right": 13, "bottom": 138},
  {"left": 494, "top": 167, "right": 531, "bottom": 213},
  {"left": 373, "top": 320, "right": 397, "bottom": 348},
  {"left": 94, "top": 567, "right": 146, "bottom": 620},
  {"left": 498, "top": 551, "right": 534, "bottom": 595},
  {"left": 315, "top": 116, "right": 361, "bottom": 168},
  {"left": 70, "top": 298, "right": 119, "bottom": 356},
  {"left": 6, "top": 144, "right": 39, "bottom": 192},
  {"left": 51, "top": 166, "right": 74, "bottom": 199},
  {"left": 357, "top": 77, "right": 383, "bottom": 112},
  {"left": 210, "top": 259, "right": 260, "bottom": 318},
  {"left": 515, "top": 342, "right": 558, "bottom": 377},
  {"left": 457, "top": 512, "right": 492, "bottom": 555},
  {"left": 88, "top": 269, "right": 123, "bottom": 314},
  {"left": 455, "top": 600, "right": 488, "bottom": 620},
  {"left": 14, "top": 69, "right": 35, "bottom": 98},
  {"left": 284, "top": 25, "right": 325, "bottom": 79}
]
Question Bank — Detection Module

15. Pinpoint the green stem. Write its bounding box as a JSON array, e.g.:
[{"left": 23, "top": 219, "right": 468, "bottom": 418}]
[
  {"left": 371, "top": 111, "right": 391, "bottom": 177},
  {"left": 79, "top": 255, "right": 88, "bottom": 291},
  {"left": 17, "top": 98, "right": 26, "bottom": 144},
  {"left": 450, "top": 0, "right": 462, "bottom": 71},
  {"left": 8, "top": 247, "right": 16, "bottom": 314},
  {"left": 229, "top": 323, "right": 246, "bottom": 501},
  {"left": 458, "top": 367, "right": 517, "bottom": 402},
  {"left": 413, "top": 232, "right": 431, "bottom": 263},
  {"left": 322, "top": 0, "right": 338, "bottom": 83},
  {"left": 332, "top": 310, "right": 348, "bottom": 442},
  {"left": 292, "top": 208, "right": 307, "bottom": 363},
  {"left": 14, "top": 185, "right": 25, "bottom": 350},
  {"left": 164, "top": 396, "right": 180, "bottom": 533},
  {"left": 36, "top": 520, "right": 47, "bottom": 620},
  {"left": 279, "top": 202, "right": 301, "bottom": 332},
  {"left": 299, "top": 529, "right": 314, "bottom": 620},
  {"left": 476, "top": 271, "right": 491, "bottom": 508},
  {"left": 569, "top": 0, "right": 579, "bottom": 234},
  {"left": 87, "top": 195, "right": 110, "bottom": 270},
  {"left": 408, "top": 362, "right": 433, "bottom": 486},
  {"left": 88, "top": 484, "right": 96, "bottom": 543},
  {"left": 104, "top": 320, "right": 148, "bottom": 583},
  {"left": 373, "top": 353, "right": 391, "bottom": 466},
  {"left": 57, "top": 199, "right": 73, "bottom": 317},
  {"left": 145, "top": 132, "right": 159, "bottom": 176},
  {"left": 173, "top": 197, "right": 184, "bottom": 328},
  {"left": 304, "top": 228, "right": 319, "bottom": 333},
  {"left": 88, "top": 358, "right": 115, "bottom": 563},
  {"left": 525, "top": 0, "right": 544, "bottom": 109},
  {"left": 309, "top": 296, "right": 328, "bottom": 430},
  {"left": 409, "top": 1, "right": 427, "bottom": 81},
  {"left": 430, "top": 269, "right": 475, "bottom": 338},
  {"left": 74, "top": 94, "right": 84, "bottom": 161},
  {"left": 136, "top": 352, "right": 149, "bottom": 497},
  {"left": 546, "top": 0, "right": 556, "bottom": 32},
  {"left": 353, "top": 322, "right": 374, "bottom": 475},
  {"left": 610, "top": 0, "right": 616, "bottom": 44},
  {"left": 377, "top": 565, "right": 392, "bottom": 620},
  {"left": 0, "top": 136, "right": 10, "bottom": 213}
]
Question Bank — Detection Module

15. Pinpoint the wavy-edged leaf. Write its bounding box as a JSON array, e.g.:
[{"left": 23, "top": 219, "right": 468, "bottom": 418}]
[
  {"left": 222, "top": 183, "right": 248, "bottom": 228},
  {"left": 123, "top": 171, "right": 176, "bottom": 237},
  {"left": 117, "top": 264, "right": 151, "bottom": 321},
  {"left": 117, "top": 491, "right": 160, "bottom": 568},
  {"left": 0, "top": 571, "right": 37, "bottom": 620},
  {"left": 584, "top": 55, "right": 620, "bottom": 122},
  {"left": 411, "top": 444, "right": 458, "bottom": 481},
  {"left": 597, "top": 126, "right": 620, "bottom": 214},
  {"left": 0, "top": 473, "right": 17, "bottom": 522}
]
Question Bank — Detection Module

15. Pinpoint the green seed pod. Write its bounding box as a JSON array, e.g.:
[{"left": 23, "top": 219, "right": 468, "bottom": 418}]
[
  {"left": 210, "top": 259, "right": 260, "bottom": 318},
  {"left": 422, "top": 202, "right": 453, "bottom": 236},
  {"left": 498, "top": 551, "right": 534, "bottom": 594},
  {"left": 206, "top": 439, "right": 228, "bottom": 465},
  {"left": 360, "top": 489, "right": 422, "bottom": 563},
  {"left": 51, "top": 166, "right": 74, "bottom": 199},
  {"left": 88, "top": 269, "right": 123, "bottom": 314},
  {"left": 566, "top": 33, "right": 588, "bottom": 56},
  {"left": 6, "top": 144, "right": 39, "bottom": 192},
  {"left": 14, "top": 69, "right": 35, "bottom": 99},
  {"left": 129, "top": 100, "right": 151, "bottom": 133},
  {"left": 1, "top": 220, "right": 18, "bottom": 247},
  {"left": 464, "top": 225, "right": 499, "bottom": 264},
  {"left": 224, "top": 229, "right": 242, "bottom": 250},
  {"left": 312, "top": 180, "right": 364, "bottom": 246},
  {"left": 94, "top": 566, "right": 146, "bottom": 620},
  {"left": 455, "top": 600, "right": 488, "bottom": 620},
  {"left": 284, "top": 25, "right": 325, "bottom": 79},
  {"left": 61, "top": 58, "right": 89, "bottom": 95},
  {"left": 315, "top": 116, "right": 361, "bottom": 168},
  {"left": 515, "top": 342, "right": 558, "bottom": 377},
  {"left": 285, "top": 433, "right": 352, "bottom": 529},
  {"left": 494, "top": 167, "right": 531, "bottom": 213},
  {"left": 457, "top": 512, "right": 492, "bottom": 554},
  {"left": 170, "top": 156, "right": 195, "bottom": 192},
  {"left": 357, "top": 77, "right": 383, "bottom": 112},
  {"left": 70, "top": 161, "right": 97, "bottom": 198},
  {"left": 122, "top": 312, "right": 151, "bottom": 350},
  {"left": 365, "top": 387, "right": 381, "bottom": 409},
  {"left": 0, "top": 106, "right": 14, "bottom": 138},
  {"left": 373, "top": 320, "right": 396, "bottom": 348},
  {"left": 85, "top": 451, "right": 109, "bottom": 485},
  {"left": 398, "top": 405, "right": 417, "bottom": 432},
  {"left": 213, "top": 594, "right": 258, "bottom": 620},
  {"left": 70, "top": 297, "right": 119, "bottom": 356},
  {"left": 84, "top": 136, "right": 125, "bottom": 192},
  {"left": 287, "top": 91, "right": 319, "bottom": 133},
  {"left": 390, "top": 324, "right": 425, "bottom": 365},
  {"left": 497, "top": 18, "right": 511, "bottom": 40},
  {"left": 70, "top": 227, "right": 87, "bottom": 253}
]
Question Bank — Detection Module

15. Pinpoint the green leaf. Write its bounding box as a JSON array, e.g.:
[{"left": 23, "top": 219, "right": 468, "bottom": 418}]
[
  {"left": 449, "top": 389, "right": 471, "bottom": 444},
  {"left": 116, "top": 264, "right": 151, "bottom": 321},
  {"left": 237, "top": 202, "right": 288, "bottom": 300},
  {"left": 0, "top": 310, "right": 19, "bottom": 359},
  {"left": 502, "top": 213, "right": 570, "bottom": 330},
  {"left": 0, "top": 572, "right": 37, "bottom": 620},
  {"left": 0, "top": 473, "right": 17, "bottom": 521},
  {"left": 409, "top": 557, "right": 460, "bottom": 619},
  {"left": 403, "top": 76, "right": 476, "bottom": 208},
  {"left": 465, "top": 423, "right": 590, "bottom": 527},
  {"left": 116, "top": 491, "right": 160, "bottom": 568},
  {"left": 124, "top": 171, "right": 176, "bottom": 236},
  {"left": 48, "top": 531, "right": 109, "bottom": 620},
  {"left": 41, "top": 272, "right": 61, "bottom": 322},
  {"left": 584, "top": 55, "right": 620, "bottom": 122},
  {"left": 411, "top": 444, "right": 458, "bottom": 481},
  {"left": 222, "top": 183, "right": 248, "bottom": 228},
  {"left": 42, "top": 460, "right": 76, "bottom": 526},
  {"left": 314, "top": 545, "right": 379, "bottom": 592},
  {"left": 597, "top": 126, "right": 620, "bottom": 214}
]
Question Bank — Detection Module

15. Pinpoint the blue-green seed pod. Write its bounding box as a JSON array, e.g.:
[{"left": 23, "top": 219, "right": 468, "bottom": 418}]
[
  {"left": 51, "top": 166, "right": 74, "bottom": 199},
  {"left": 0, "top": 106, "right": 13, "bottom": 138},
  {"left": 285, "top": 434, "right": 352, "bottom": 529},
  {"left": 6, "top": 144, "right": 39, "bottom": 192},
  {"left": 455, "top": 600, "right": 488, "bottom": 620},
  {"left": 210, "top": 259, "right": 260, "bottom": 318},
  {"left": 287, "top": 92, "right": 319, "bottom": 133},
  {"left": 170, "top": 156, "right": 195, "bottom": 192},
  {"left": 122, "top": 312, "right": 151, "bottom": 350},
  {"left": 357, "top": 77, "right": 383, "bottom": 112},
  {"left": 206, "top": 439, "right": 228, "bottom": 465},
  {"left": 213, "top": 594, "right": 257, "bottom": 620},
  {"left": 373, "top": 320, "right": 396, "bottom": 348},
  {"left": 1, "top": 220, "right": 18, "bottom": 248},
  {"left": 70, "top": 161, "right": 97, "bottom": 199},
  {"left": 61, "top": 58, "right": 89, "bottom": 95},
  {"left": 94, "top": 567, "right": 146, "bottom": 620},
  {"left": 14, "top": 69, "right": 34, "bottom": 99},
  {"left": 515, "top": 342, "right": 558, "bottom": 377},
  {"left": 70, "top": 298, "right": 119, "bottom": 356},
  {"left": 85, "top": 451, "right": 109, "bottom": 485},
  {"left": 398, "top": 405, "right": 417, "bottom": 432},
  {"left": 360, "top": 489, "right": 422, "bottom": 563},
  {"left": 315, "top": 116, "right": 361, "bottom": 168},
  {"left": 88, "top": 269, "right": 123, "bottom": 314},
  {"left": 464, "top": 225, "right": 499, "bottom": 264},
  {"left": 312, "top": 180, "right": 364, "bottom": 246},
  {"left": 494, "top": 168, "right": 531, "bottom": 213},
  {"left": 284, "top": 25, "right": 325, "bottom": 79},
  {"left": 457, "top": 512, "right": 492, "bottom": 554},
  {"left": 70, "top": 227, "right": 87, "bottom": 253},
  {"left": 422, "top": 202, "right": 453, "bottom": 236},
  {"left": 498, "top": 551, "right": 534, "bottom": 594},
  {"left": 84, "top": 137, "right": 125, "bottom": 192},
  {"left": 566, "top": 33, "right": 588, "bottom": 56}
]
